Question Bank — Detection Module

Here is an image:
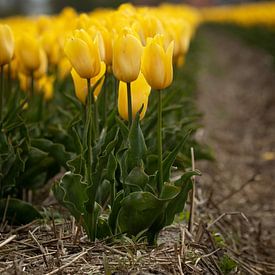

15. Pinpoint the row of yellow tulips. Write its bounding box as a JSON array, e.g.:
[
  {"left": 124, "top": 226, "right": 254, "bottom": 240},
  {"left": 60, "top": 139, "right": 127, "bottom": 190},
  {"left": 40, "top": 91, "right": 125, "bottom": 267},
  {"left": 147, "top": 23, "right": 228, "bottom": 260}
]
[
  {"left": 0, "top": 4, "right": 200, "bottom": 123},
  {"left": 1, "top": 2, "right": 274, "bottom": 119},
  {"left": 201, "top": 1, "right": 275, "bottom": 27}
]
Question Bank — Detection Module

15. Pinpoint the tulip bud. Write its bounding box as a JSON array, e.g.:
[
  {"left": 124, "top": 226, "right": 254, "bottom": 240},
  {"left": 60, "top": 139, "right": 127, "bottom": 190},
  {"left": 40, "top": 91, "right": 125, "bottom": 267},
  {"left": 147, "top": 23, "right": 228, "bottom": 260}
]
[
  {"left": 16, "top": 34, "right": 42, "bottom": 74},
  {"left": 37, "top": 75, "right": 55, "bottom": 101},
  {"left": 0, "top": 24, "right": 15, "bottom": 66},
  {"left": 112, "top": 29, "right": 142, "bottom": 83},
  {"left": 64, "top": 29, "right": 101, "bottom": 79},
  {"left": 142, "top": 34, "right": 174, "bottom": 90},
  {"left": 118, "top": 72, "right": 150, "bottom": 121}
]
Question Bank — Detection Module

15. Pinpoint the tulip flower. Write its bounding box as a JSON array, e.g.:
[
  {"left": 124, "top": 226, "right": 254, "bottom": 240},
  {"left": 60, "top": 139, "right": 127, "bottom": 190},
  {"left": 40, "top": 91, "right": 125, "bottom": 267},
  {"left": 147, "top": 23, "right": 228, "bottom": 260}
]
[
  {"left": 64, "top": 29, "right": 101, "bottom": 79},
  {"left": 112, "top": 29, "right": 142, "bottom": 83},
  {"left": 141, "top": 34, "right": 174, "bottom": 193},
  {"left": 0, "top": 24, "right": 15, "bottom": 121},
  {"left": 16, "top": 34, "right": 42, "bottom": 74},
  {"left": 0, "top": 24, "right": 15, "bottom": 66},
  {"left": 118, "top": 72, "right": 150, "bottom": 121},
  {"left": 141, "top": 34, "right": 174, "bottom": 90},
  {"left": 37, "top": 75, "right": 55, "bottom": 101},
  {"left": 113, "top": 28, "right": 143, "bottom": 127}
]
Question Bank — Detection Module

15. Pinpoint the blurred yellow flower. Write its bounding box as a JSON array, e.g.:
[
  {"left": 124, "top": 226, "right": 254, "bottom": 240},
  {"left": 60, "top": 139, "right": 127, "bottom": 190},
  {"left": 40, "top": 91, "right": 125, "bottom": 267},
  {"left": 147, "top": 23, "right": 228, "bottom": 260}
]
[
  {"left": 0, "top": 24, "right": 14, "bottom": 66},
  {"left": 17, "top": 34, "right": 46, "bottom": 76},
  {"left": 118, "top": 72, "right": 150, "bottom": 121}
]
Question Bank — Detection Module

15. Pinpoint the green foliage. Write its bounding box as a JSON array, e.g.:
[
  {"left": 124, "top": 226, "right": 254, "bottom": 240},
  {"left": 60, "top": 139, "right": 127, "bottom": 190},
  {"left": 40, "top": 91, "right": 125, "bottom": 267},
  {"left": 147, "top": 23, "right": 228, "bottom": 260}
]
[{"left": 218, "top": 255, "right": 237, "bottom": 274}]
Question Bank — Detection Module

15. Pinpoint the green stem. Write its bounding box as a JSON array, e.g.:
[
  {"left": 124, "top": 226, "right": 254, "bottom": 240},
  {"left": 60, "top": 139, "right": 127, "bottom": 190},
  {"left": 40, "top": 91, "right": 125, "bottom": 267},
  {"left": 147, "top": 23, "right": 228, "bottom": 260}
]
[
  {"left": 157, "top": 89, "right": 163, "bottom": 194},
  {"left": 0, "top": 65, "right": 4, "bottom": 122},
  {"left": 114, "top": 77, "right": 118, "bottom": 111},
  {"left": 127, "top": 82, "right": 132, "bottom": 128},
  {"left": 103, "top": 72, "right": 108, "bottom": 126},
  {"left": 85, "top": 78, "right": 93, "bottom": 185},
  {"left": 91, "top": 86, "right": 97, "bottom": 142},
  {"left": 30, "top": 71, "right": 34, "bottom": 98}
]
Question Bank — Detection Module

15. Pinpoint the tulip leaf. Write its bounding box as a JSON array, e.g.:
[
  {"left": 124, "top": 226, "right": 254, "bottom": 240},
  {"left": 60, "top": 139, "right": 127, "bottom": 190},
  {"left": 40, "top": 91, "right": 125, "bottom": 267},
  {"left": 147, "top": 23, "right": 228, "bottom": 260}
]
[
  {"left": 174, "top": 169, "right": 201, "bottom": 186},
  {"left": 161, "top": 130, "right": 190, "bottom": 182},
  {"left": 108, "top": 191, "right": 124, "bottom": 233},
  {"left": 165, "top": 180, "right": 193, "bottom": 226},
  {"left": 127, "top": 113, "right": 147, "bottom": 170},
  {"left": 31, "top": 138, "right": 73, "bottom": 169},
  {"left": 118, "top": 192, "right": 170, "bottom": 236},
  {"left": 125, "top": 166, "right": 149, "bottom": 192},
  {"left": 0, "top": 198, "right": 42, "bottom": 225},
  {"left": 116, "top": 116, "right": 129, "bottom": 141},
  {"left": 52, "top": 172, "right": 88, "bottom": 222}
]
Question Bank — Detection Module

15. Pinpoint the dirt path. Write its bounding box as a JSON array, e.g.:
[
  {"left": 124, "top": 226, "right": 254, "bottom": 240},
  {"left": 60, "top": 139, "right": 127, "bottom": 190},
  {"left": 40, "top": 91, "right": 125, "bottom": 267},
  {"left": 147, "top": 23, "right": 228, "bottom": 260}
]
[{"left": 196, "top": 27, "right": 275, "bottom": 270}]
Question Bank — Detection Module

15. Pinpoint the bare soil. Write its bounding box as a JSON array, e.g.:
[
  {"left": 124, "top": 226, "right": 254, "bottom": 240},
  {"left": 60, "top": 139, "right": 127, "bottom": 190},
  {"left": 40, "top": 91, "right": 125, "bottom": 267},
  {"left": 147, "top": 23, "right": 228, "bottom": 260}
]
[{"left": 196, "top": 27, "right": 275, "bottom": 273}]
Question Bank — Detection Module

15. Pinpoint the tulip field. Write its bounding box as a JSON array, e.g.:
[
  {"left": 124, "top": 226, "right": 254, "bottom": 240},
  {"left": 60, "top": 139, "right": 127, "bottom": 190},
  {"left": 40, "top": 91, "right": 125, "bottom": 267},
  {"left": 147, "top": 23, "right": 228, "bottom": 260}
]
[{"left": 0, "top": 1, "right": 275, "bottom": 274}]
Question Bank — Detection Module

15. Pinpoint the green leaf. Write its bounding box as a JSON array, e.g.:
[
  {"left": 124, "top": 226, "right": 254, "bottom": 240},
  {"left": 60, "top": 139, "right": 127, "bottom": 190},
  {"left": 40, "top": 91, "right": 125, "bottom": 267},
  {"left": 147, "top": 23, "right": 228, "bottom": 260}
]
[
  {"left": 31, "top": 138, "right": 73, "bottom": 169},
  {"left": 108, "top": 191, "right": 124, "bottom": 233},
  {"left": 165, "top": 180, "right": 193, "bottom": 226},
  {"left": 116, "top": 116, "right": 129, "bottom": 141},
  {"left": 52, "top": 173, "right": 88, "bottom": 222},
  {"left": 0, "top": 198, "right": 42, "bottom": 225},
  {"left": 127, "top": 113, "right": 147, "bottom": 170},
  {"left": 162, "top": 130, "right": 190, "bottom": 182},
  {"left": 174, "top": 169, "right": 201, "bottom": 186},
  {"left": 117, "top": 191, "right": 173, "bottom": 236},
  {"left": 125, "top": 166, "right": 149, "bottom": 192}
]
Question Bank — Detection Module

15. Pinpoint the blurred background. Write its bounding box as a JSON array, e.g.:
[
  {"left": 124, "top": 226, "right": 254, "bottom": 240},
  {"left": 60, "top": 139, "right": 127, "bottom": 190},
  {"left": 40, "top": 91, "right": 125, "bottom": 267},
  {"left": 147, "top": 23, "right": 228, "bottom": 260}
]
[{"left": 0, "top": 0, "right": 262, "bottom": 17}]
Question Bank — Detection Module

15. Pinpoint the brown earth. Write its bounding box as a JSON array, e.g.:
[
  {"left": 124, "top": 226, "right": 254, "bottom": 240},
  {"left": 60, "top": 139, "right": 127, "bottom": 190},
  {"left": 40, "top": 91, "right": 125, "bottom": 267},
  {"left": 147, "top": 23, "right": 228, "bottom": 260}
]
[{"left": 196, "top": 27, "right": 275, "bottom": 273}]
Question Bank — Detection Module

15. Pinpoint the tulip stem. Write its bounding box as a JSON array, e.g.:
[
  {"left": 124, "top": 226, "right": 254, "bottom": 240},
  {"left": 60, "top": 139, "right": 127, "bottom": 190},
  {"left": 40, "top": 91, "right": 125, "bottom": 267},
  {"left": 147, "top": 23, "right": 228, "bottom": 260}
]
[
  {"left": 91, "top": 86, "right": 98, "bottom": 141},
  {"left": 85, "top": 78, "right": 93, "bottom": 185},
  {"left": 103, "top": 72, "right": 108, "bottom": 126},
  {"left": 127, "top": 82, "right": 132, "bottom": 128},
  {"left": 157, "top": 89, "right": 163, "bottom": 194},
  {"left": 0, "top": 65, "right": 4, "bottom": 122},
  {"left": 30, "top": 71, "right": 34, "bottom": 99}
]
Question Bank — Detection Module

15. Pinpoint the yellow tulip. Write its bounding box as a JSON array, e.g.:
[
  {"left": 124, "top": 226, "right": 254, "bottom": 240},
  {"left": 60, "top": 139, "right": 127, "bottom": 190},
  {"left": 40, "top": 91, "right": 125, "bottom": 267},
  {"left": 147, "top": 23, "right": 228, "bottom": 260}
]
[
  {"left": 98, "top": 26, "right": 113, "bottom": 66},
  {"left": 16, "top": 34, "right": 42, "bottom": 74},
  {"left": 64, "top": 29, "right": 101, "bottom": 79},
  {"left": 58, "top": 57, "right": 72, "bottom": 80},
  {"left": 118, "top": 72, "right": 150, "bottom": 121},
  {"left": 37, "top": 75, "right": 55, "bottom": 101},
  {"left": 142, "top": 34, "right": 174, "bottom": 90},
  {"left": 33, "top": 48, "right": 48, "bottom": 79},
  {"left": 112, "top": 29, "right": 143, "bottom": 83},
  {"left": 41, "top": 32, "right": 60, "bottom": 65},
  {"left": 0, "top": 24, "right": 15, "bottom": 66},
  {"left": 71, "top": 62, "right": 106, "bottom": 104}
]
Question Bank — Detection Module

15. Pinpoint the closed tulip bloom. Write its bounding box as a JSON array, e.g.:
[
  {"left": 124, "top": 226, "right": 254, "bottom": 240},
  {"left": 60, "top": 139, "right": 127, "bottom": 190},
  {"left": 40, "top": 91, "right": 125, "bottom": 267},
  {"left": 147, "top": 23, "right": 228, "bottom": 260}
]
[
  {"left": 17, "top": 34, "right": 41, "bottom": 73},
  {"left": 142, "top": 34, "right": 174, "bottom": 90},
  {"left": 71, "top": 61, "right": 106, "bottom": 104},
  {"left": 64, "top": 29, "right": 101, "bottom": 79},
  {"left": 118, "top": 72, "right": 150, "bottom": 121},
  {"left": 58, "top": 57, "right": 72, "bottom": 80},
  {"left": 37, "top": 75, "right": 55, "bottom": 101},
  {"left": 0, "top": 24, "right": 15, "bottom": 66},
  {"left": 33, "top": 48, "right": 48, "bottom": 79},
  {"left": 112, "top": 29, "right": 142, "bottom": 83}
]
